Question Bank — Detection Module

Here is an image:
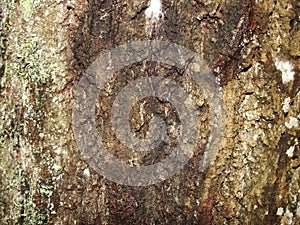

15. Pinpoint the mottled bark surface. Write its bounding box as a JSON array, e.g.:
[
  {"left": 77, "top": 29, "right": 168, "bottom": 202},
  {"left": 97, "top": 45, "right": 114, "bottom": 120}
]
[{"left": 0, "top": 0, "right": 299, "bottom": 224}]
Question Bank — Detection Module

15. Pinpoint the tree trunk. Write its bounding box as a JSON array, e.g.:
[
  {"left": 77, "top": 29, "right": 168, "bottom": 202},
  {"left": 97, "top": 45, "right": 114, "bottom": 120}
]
[{"left": 0, "top": 0, "right": 299, "bottom": 224}]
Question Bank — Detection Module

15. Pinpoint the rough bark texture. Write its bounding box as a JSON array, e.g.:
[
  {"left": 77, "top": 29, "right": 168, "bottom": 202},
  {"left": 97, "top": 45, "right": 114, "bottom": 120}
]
[{"left": 0, "top": 0, "right": 299, "bottom": 224}]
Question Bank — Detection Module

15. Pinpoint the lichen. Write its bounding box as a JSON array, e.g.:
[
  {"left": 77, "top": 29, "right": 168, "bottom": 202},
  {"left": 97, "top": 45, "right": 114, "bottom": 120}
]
[
  {"left": 0, "top": 0, "right": 72, "bottom": 223},
  {"left": 20, "top": 0, "right": 35, "bottom": 16},
  {"left": 1, "top": 0, "right": 299, "bottom": 224},
  {"left": 145, "top": 0, "right": 164, "bottom": 36},
  {"left": 285, "top": 117, "right": 299, "bottom": 129},
  {"left": 275, "top": 58, "right": 295, "bottom": 84}
]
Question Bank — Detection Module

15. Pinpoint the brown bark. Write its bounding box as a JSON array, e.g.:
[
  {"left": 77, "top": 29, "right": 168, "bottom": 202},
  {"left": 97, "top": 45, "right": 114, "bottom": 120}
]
[{"left": 0, "top": 0, "right": 299, "bottom": 224}]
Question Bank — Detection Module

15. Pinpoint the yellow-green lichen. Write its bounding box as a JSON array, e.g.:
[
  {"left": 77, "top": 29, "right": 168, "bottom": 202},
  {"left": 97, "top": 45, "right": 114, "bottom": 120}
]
[
  {"left": 19, "top": 0, "right": 41, "bottom": 17},
  {"left": 0, "top": 1, "right": 68, "bottom": 222},
  {"left": 20, "top": 0, "right": 34, "bottom": 13}
]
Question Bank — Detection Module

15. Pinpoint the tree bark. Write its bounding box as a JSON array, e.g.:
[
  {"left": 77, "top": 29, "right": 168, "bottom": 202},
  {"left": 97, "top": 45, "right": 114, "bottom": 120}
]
[{"left": 0, "top": 0, "right": 299, "bottom": 224}]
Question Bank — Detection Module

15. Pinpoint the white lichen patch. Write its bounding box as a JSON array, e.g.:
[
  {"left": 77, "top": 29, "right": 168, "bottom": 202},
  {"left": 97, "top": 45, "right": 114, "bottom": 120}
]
[
  {"left": 20, "top": 0, "right": 35, "bottom": 17},
  {"left": 287, "top": 139, "right": 298, "bottom": 157},
  {"left": 277, "top": 207, "right": 284, "bottom": 216},
  {"left": 285, "top": 116, "right": 299, "bottom": 129},
  {"left": 284, "top": 208, "right": 294, "bottom": 225},
  {"left": 83, "top": 168, "right": 90, "bottom": 178},
  {"left": 282, "top": 97, "right": 291, "bottom": 113},
  {"left": 275, "top": 58, "right": 295, "bottom": 84},
  {"left": 52, "top": 163, "right": 61, "bottom": 172},
  {"left": 286, "top": 145, "right": 295, "bottom": 157},
  {"left": 145, "top": 0, "right": 164, "bottom": 36}
]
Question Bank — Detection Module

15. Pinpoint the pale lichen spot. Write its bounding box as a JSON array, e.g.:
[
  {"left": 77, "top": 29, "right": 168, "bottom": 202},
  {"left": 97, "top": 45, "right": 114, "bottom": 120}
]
[
  {"left": 275, "top": 58, "right": 295, "bottom": 84},
  {"left": 52, "top": 163, "right": 61, "bottom": 172},
  {"left": 145, "top": 0, "right": 163, "bottom": 24},
  {"left": 145, "top": 0, "right": 164, "bottom": 36},
  {"left": 285, "top": 116, "right": 299, "bottom": 129},
  {"left": 282, "top": 97, "right": 291, "bottom": 113},
  {"left": 286, "top": 145, "right": 295, "bottom": 157},
  {"left": 285, "top": 208, "right": 294, "bottom": 225},
  {"left": 83, "top": 168, "right": 90, "bottom": 178},
  {"left": 20, "top": 0, "right": 35, "bottom": 16},
  {"left": 277, "top": 207, "right": 284, "bottom": 216}
]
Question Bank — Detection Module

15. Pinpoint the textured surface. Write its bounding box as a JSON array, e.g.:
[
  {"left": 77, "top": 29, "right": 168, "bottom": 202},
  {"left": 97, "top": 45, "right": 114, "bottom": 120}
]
[{"left": 0, "top": 0, "right": 299, "bottom": 224}]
